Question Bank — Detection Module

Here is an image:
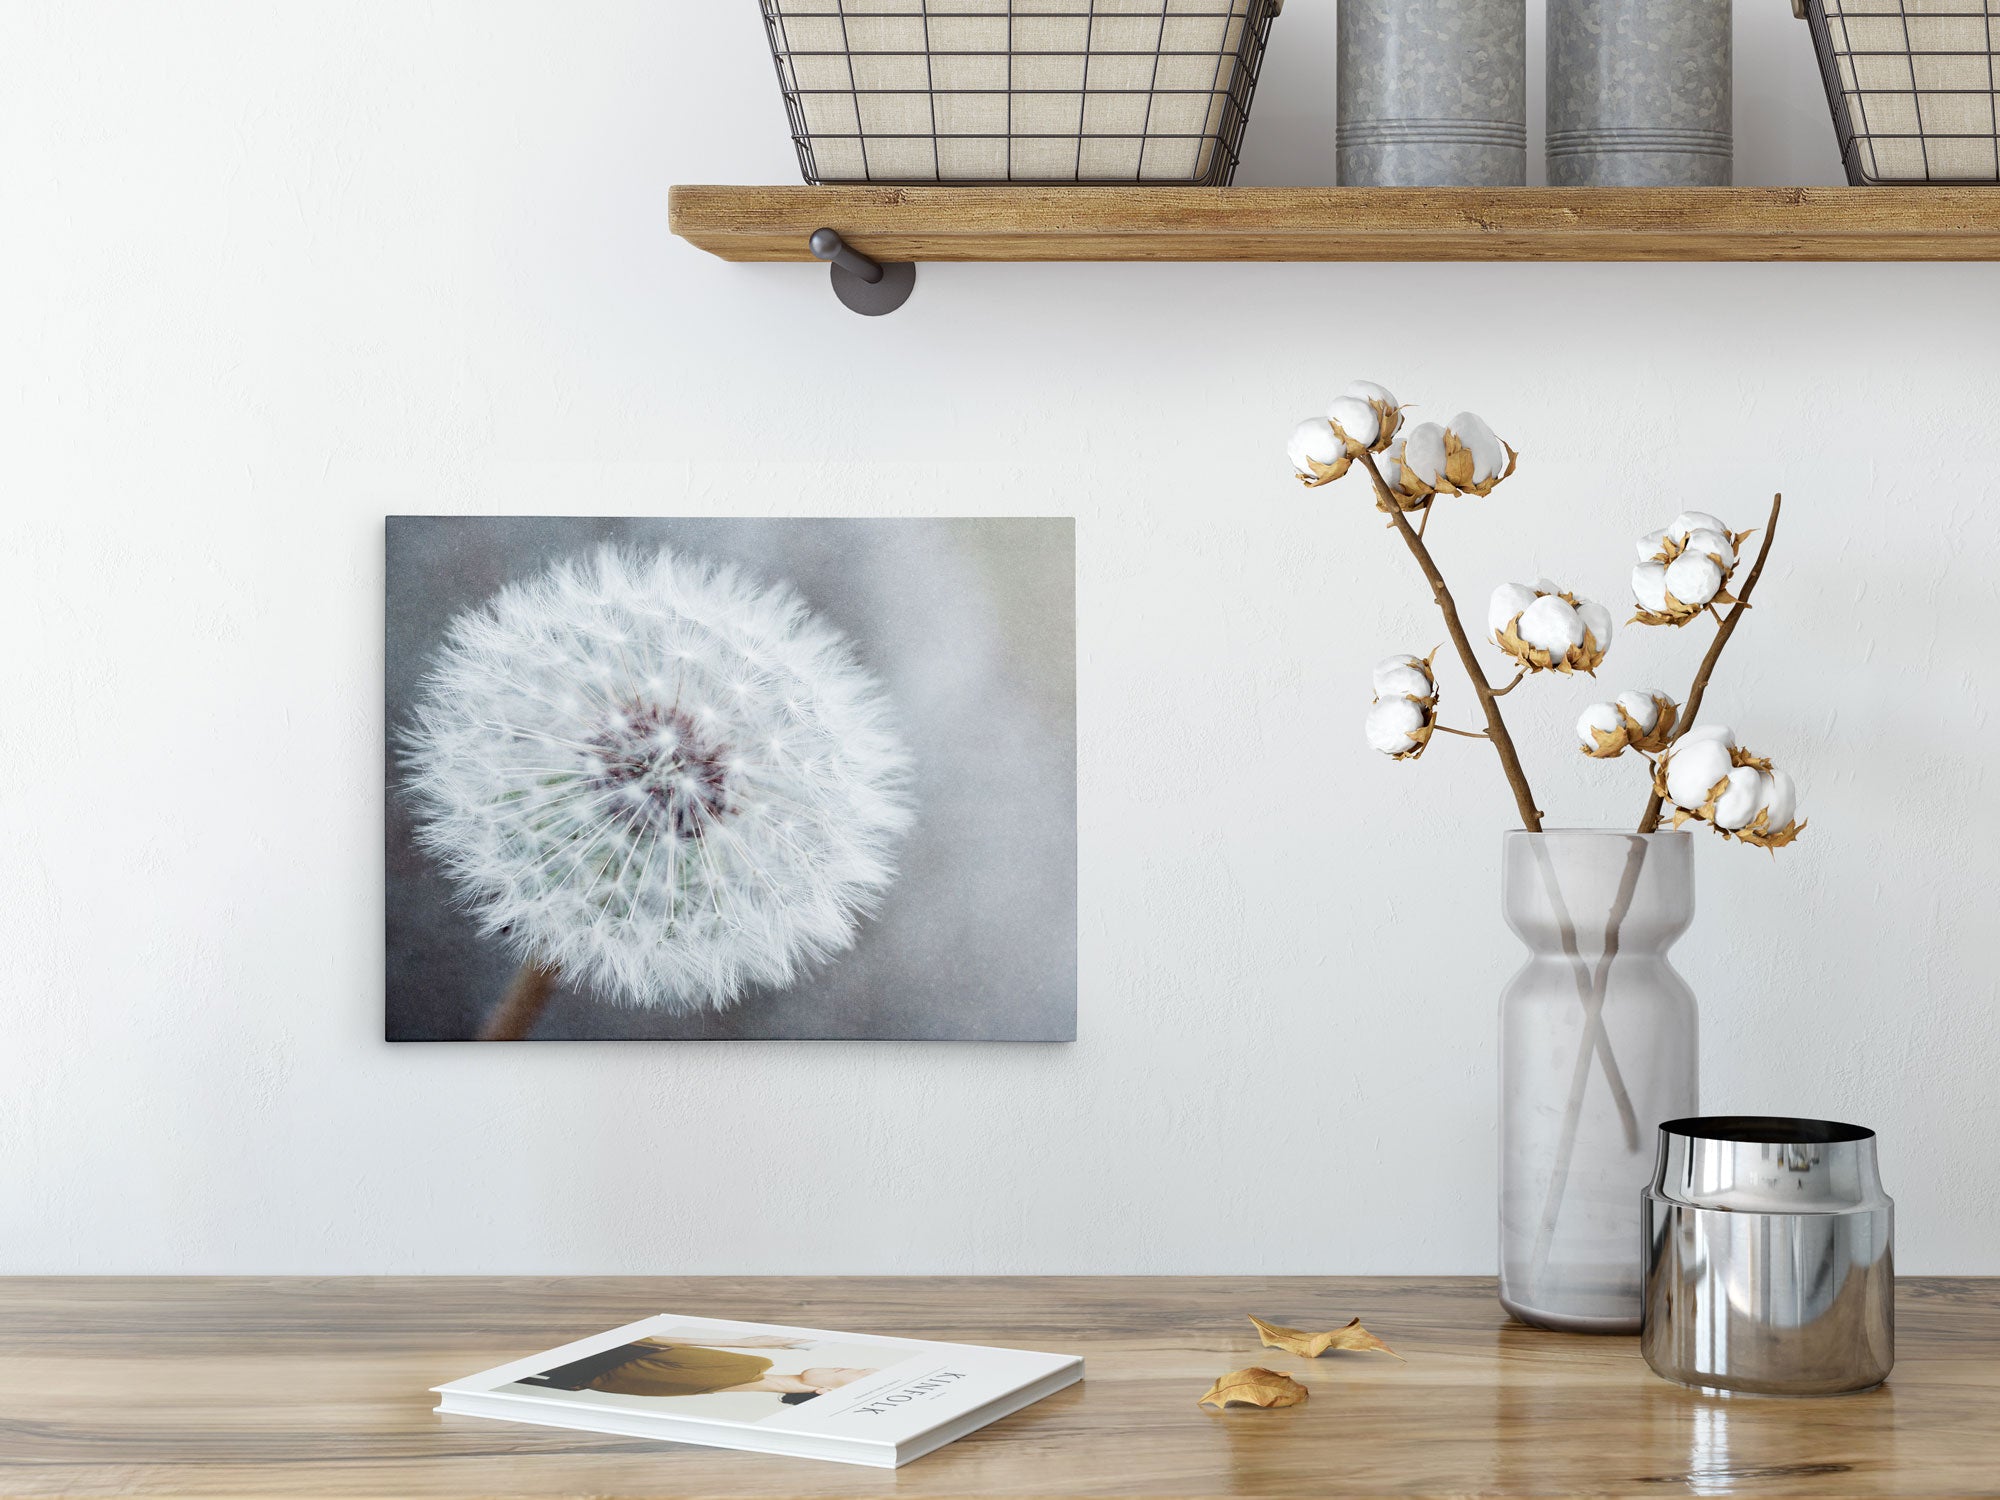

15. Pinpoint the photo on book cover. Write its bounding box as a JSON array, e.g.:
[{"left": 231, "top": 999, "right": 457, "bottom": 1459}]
[
  {"left": 507, "top": 1329, "right": 894, "bottom": 1422},
  {"left": 386, "top": 515, "right": 1077, "bottom": 1042}
]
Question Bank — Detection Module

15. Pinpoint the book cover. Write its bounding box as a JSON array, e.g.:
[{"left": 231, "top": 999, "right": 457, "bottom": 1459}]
[{"left": 433, "top": 1312, "right": 1082, "bottom": 1468}]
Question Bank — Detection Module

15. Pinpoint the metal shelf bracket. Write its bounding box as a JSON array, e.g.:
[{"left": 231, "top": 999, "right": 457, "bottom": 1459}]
[{"left": 809, "top": 228, "right": 916, "bottom": 316}]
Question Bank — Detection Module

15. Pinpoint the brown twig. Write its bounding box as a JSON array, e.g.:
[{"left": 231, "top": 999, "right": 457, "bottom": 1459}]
[
  {"left": 1431, "top": 724, "right": 1492, "bottom": 740},
  {"left": 1637, "top": 493, "right": 1783, "bottom": 833},
  {"left": 1359, "top": 454, "right": 1544, "bottom": 831},
  {"left": 1528, "top": 840, "right": 1640, "bottom": 1160},
  {"left": 1491, "top": 668, "right": 1527, "bottom": 697},
  {"left": 479, "top": 959, "right": 561, "bottom": 1041},
  {"left": 1532, "top": 494, "right": 1787, "bottom": 1270},
  {"left": 1526, "top": 834, "right": 1649, "bottom": 1286}
]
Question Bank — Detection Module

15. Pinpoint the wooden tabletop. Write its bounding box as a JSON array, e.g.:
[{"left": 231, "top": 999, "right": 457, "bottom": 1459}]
[{"left": 1, "top": 1276, "right": 1995, "bottom": 1498}]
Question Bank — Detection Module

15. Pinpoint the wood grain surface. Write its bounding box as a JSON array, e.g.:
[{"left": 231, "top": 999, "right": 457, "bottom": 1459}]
[
  {"left": 0, "top": 1276, "right": 1995, "bottom": 1498},
  {"left": 667, "top": 185, "right": 2000, "bottom": 262}
]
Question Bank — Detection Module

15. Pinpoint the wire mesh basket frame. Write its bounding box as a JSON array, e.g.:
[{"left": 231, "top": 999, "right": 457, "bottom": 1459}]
[
  {"left": 1796, "top": 0, "right": 2000, "bottom": 184},
  {"left": 760, "top": 1, "right": 1283, "bottom": 187}
]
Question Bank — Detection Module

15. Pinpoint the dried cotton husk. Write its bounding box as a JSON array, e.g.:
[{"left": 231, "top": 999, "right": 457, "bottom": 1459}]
[
  {"left": 1366, "top": 649, "right": 1439, "bottom": 760},
  {"left": 1631, "top": 512, "right": 1756, "bottom": 626},
  {"left": 1656, "top": 724, "right": 1807, "bottom": 849},
  {"left": 1577, "top": 689, "right": 1677, "bottom": 758},
  {"left": 1330, "top": 380, "right": 1404, "bottom": 456},
  {"left": 1289, "top": 418, "right": 1351, "bottom": 486},
  {"left": 1491, "top": 582, "right": 1612, "bottom": 675}
]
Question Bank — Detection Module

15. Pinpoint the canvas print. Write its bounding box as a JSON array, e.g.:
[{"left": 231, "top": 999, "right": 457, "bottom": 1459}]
[{"left": 386, "top": 516, "right": 1075, "bottom": 1041}]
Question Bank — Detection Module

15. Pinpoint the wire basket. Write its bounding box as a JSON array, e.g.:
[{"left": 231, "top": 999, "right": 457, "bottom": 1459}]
[
  {"left": 760, "top": 1, "right": 1282, "bottom": 186},
  {"left": 1798, "top": 0, "right": 2000, "bottom": 183}
]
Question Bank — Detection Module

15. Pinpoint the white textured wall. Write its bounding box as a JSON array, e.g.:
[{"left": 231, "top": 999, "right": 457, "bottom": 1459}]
[{"left": 4, "top": 2, "right": 1996, "bottom": 1274}]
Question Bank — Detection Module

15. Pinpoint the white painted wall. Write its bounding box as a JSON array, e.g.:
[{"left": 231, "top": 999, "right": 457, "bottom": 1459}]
[{"left": 4, "top": 2, "right": 1995, "bottom": 1275}]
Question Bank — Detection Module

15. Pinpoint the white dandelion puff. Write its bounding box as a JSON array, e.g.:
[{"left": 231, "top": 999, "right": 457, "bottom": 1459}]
[{"left": 401, "top": 546, "right": 913, "bottom": 1013}]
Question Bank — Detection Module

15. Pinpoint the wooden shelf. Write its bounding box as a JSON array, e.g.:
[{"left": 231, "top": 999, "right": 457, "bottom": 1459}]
[{"left": 669, "top": 184, "right": 2000, "bottom": 263}]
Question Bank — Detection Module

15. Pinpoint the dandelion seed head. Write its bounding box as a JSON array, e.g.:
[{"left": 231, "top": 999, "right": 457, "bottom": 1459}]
[{"left": 402, "top": 546, "right": 913, "bottom": 1012}]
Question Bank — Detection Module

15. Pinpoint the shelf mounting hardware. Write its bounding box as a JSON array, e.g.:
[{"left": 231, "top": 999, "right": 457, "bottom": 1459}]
[{"left": 809, "top": 228, "right": 915, "bottom": 316}]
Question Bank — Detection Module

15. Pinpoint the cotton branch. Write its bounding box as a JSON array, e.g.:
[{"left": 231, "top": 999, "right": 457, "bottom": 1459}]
[
  {"left": 1636, "top": 493, "right": 1783, "bottom": 833},
  {"left": 1357, "top": 454, "right": 1545, "bottom": 831}
]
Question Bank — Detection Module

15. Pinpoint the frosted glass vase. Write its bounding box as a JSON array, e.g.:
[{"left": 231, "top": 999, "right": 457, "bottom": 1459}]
[{"left": 1499, "top": 830, "right": 1697, "bottom": 1333}]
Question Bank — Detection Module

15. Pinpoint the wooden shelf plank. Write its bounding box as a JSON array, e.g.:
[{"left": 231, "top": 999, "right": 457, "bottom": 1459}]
[{"left": 669, "top": 185, "right": 2000, "bottom": 263}]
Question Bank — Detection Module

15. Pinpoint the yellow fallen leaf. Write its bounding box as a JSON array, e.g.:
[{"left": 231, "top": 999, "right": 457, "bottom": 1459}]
[
  {"left": 1197, "top": 1366, "right": 1309, "bottom": 1410},
  {"left": 1249, "top": 1314, "right": 1403, "bottom": 1361}
]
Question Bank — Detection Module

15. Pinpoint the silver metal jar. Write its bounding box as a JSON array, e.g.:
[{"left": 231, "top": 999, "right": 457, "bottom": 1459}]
[
  {"left": 1547, "top": 0, "right": 1732, "bottom": 186},
  {"left": 1336, "top": 0, "right": 1526, "bottom": 186},
  {"left": 1642, "top": 1116, "right": 1893, "bottom": 1396}
]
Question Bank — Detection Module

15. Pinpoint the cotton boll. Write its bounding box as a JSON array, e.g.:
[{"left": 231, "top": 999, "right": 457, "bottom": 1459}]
[
  {"left": 1578, "top": 702, "right": 1624, "bottom": 737},
  {"left": 1488, "top": 581, "right": 1540, "bottom": 635},
  {"left": 1531, "top": 576, "right": 1561, "bottom": 596},
  {"left": 1616, "top": 688, "right": 1677, "bottom": 751},
  {"left": 1401, "top": 422, "right": 1449, "bottom": 486},
  {"left": 1660, "top": 728, "right": 1805, "bottom": 849},
  {"left": 1760, "top": 769, "right": 1798, "bottom": 831},
  {"left": 1374, "top": 439, "right": 1430, "bottom": 508},
  {"left": 1665, "top": 738, "right": 1735, "bottom": 808},
  {"left": 1366, "top": 696, "right": 1426, "bottom": 755},
  {"left": 1326, "top": 395, "right": 1381, "bottom": 449},
  {"left": 1289, "top": 418, "right": 1344, "bottom": 474},
  {"left": 1685, "top": 529, "right": 1736, "bottom": 568},
  {"left": 1518, "top": 595, "right": 1586, "bottom": 655},
  {"left": 1375, "top": 664, "right": 1434, "bottom": 700},
  {"left": 1636, "top": 529, "right": 1670, "bottom": 562},
  {"left": 1576, "top": 599, "right": 1614, "bottom": 652},
  {"left": 1635, "top": 513, "right": 1741, "bottom": 625},
  {"left": 1447, "top": 411, "right": 1509, "bottom": 483},
  {"left": 1631, "top": 562, "right": 1670, "bottom": 613},
  {"left": 1578, "top": 701, "right": 1626, "bottom": 755},
  {"left": 1678, "top": 723, "right": 1735, "bottom": 748},
  {"left": 1712, "top": 766, "right": 1769, "bottom": 830},
  {"left": 1344, "top": 379, "right": 1398, "bottom": 409},
  {"left": 1664, "top": 551, "right": 1724, "bottom": 607},
  {"left": 1670, "top": 511, "right": 1727, "bottom": 542},
  {"left": 1371, "top": 653, "right": 1425, "bottom": 694},
  {"left": 1616, "top": 690, "right": 1662, "bottom": 734}
]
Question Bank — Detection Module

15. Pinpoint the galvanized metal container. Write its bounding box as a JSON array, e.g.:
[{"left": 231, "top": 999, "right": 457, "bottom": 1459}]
[
  {"left": 1336, "top": 0, "right": 1526, "bottom": 186},
  {"left": 1547, "top": 0, "right": 1732, "bottom": 186},
  {"left": 1642, "top": 1116, "right": 1894, "bottom": 1396}
]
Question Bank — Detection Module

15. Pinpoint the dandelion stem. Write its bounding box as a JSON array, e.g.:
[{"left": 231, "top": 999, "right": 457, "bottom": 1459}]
[
  {"left": 1637, "top": 493, "right": 1783, "bottom": 833},
  {"left": 480, "top": 959, "right": 561, "bottom": 1040},
  {"left": 1357, "top": 452, "right": 1544, "bottom": 831}
]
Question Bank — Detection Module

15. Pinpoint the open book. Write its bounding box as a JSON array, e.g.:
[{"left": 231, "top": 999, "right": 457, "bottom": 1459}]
[{"left": 433, "top": 1312, "right": 1082, "bottom": 1469}]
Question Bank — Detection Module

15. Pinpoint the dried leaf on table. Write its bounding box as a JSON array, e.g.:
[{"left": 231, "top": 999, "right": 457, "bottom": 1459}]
[
  {"left": 1196, "top": 1367, "right": 1309, "bottom": 1410},
  {"left": 1248, "top": 1314, "right": 1403, "bottom": 1361}
]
